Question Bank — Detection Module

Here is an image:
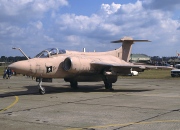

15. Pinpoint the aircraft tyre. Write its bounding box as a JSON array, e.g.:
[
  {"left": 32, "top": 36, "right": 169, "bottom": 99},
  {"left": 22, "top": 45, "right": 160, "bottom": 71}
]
[
  {"left": 38, "top": 78, "right": 45, "bottom": 95},
  {"left": 39, "top": 87, "right": 45, "bottom": 95},
  {"left": 70, "top": 81, "right": 78, "bottom": 89},
  {"left": 104, "top": 81, "right": 113, "bottom": 90}
]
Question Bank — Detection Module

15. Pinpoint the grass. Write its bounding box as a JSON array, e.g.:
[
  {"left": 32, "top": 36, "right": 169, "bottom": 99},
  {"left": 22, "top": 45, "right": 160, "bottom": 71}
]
[
  {"left": 141, "top": 69, "right": 172, "bottom": 79},
  {"left": 0, "top": 66, "right": 176, "bottom": 79},
  {"left": 0, "top": 66, "right": 6, "bottom": 76}
]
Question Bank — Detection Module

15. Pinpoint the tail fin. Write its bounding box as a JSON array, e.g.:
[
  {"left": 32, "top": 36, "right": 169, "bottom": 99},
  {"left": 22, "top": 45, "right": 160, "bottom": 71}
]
[{"left": 111, "top": 36, "right": 150, "bottom": 62}]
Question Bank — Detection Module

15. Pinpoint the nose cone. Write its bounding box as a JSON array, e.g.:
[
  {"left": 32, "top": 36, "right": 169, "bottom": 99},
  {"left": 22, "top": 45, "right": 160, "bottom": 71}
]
[{"left": 9, "top": 60, "right": 30, "bottom": 74}]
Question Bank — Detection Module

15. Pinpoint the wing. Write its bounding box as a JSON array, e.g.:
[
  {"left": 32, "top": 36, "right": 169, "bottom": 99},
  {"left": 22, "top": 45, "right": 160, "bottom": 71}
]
[
  {"left": 142, "top": 65, "right": 173, "bottom": 70},
  {"left": 91, "top": 62, "right": 144, "bottom": 69},
  {"left": 91, "top": 62, "right": 145, "bottom": 75},
  {"left": 91, "top": 62, "right": 173, "bottom": 75}
]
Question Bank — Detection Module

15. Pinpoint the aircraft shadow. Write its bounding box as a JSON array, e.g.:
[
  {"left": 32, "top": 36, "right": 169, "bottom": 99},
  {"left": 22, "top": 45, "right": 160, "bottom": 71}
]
[{"left": 0, "top": 84, "right": 153, "bottom": 97}]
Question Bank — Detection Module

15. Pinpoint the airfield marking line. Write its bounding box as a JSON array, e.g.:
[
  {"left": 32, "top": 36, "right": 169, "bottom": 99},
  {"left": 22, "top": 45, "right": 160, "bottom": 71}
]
[
  {"left": 0, "top": 90, "right": 19, "bottom": 112},
  {"left": 66, "top": 120, "right": 180, "bottom": 130}
]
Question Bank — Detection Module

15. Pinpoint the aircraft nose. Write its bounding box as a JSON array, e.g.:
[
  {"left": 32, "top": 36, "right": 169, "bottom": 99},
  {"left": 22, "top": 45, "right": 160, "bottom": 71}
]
[{"left": 8, "top": 60, "right": 30, "bottom": 74}]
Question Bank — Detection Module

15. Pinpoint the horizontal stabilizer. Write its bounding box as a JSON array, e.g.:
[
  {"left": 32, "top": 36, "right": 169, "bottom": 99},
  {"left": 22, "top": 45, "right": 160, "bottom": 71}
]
[{"left": 111, "top": 36, "right": 151, "bottom": 43}]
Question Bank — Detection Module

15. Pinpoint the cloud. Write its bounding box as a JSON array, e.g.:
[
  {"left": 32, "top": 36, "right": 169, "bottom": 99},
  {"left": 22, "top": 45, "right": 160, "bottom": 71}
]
[
  {"left": 30, "top": 21, "right": 43, "bottom": 30},
  {"left": 0, "top": 0, "right": 68, "bottom": 56},
  {"left": 142, "top": 0, "right": 180, "bottom": 11},
  {"left": 55, "top": 1, "right": 179, "bottom": 39},
  {"left": 100, "top": 2, "right": 121, "bottom": 15},
  {"left": 0, "top": 0, "right": 68, "bottom": 24},
  {"left": 54, "top": 1, "right": 180, "bottom": 56},
  {"left": 0, "top": 0, "right": 180, "bottom": 57}
]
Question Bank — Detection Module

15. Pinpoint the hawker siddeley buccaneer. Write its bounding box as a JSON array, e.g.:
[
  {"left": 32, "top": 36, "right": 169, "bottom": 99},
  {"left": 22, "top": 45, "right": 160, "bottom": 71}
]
[{"left": 8, "top": 36, "right": 172, "bottom": 94}]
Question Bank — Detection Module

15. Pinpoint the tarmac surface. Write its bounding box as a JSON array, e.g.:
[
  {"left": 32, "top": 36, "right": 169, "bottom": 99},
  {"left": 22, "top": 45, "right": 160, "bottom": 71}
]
[{"left": 1, "top": 76, "right": 180, "bottom": 130}]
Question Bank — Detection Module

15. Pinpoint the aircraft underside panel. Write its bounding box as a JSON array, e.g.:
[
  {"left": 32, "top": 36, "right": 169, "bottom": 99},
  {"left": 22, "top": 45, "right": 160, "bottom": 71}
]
[
  {"left": 112, "top": 67, "right": 131, "bottom": 75},
  {"left": 64, "top": 75, "right": 101, "bottom": 82},
  {"left": 64, "top": 74, "right": 117, "bottom": 83}
]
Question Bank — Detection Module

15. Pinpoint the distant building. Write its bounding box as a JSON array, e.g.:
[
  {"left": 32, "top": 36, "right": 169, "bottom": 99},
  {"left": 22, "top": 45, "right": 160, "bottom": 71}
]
[
  {"left": 130, "top": 54, "right": 151, "bottom": 63},
  {"left": 0, "top": 62, "right": 5, "bottom": 66},
  {"left": 168, "top": 58, "right": 180, "bottom": 65}
]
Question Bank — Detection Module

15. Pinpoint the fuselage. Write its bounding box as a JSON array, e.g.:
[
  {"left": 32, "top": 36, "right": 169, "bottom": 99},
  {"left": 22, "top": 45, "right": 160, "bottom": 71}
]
[{"left": 9, "top": 48, "right": 131, "bottom": 79}]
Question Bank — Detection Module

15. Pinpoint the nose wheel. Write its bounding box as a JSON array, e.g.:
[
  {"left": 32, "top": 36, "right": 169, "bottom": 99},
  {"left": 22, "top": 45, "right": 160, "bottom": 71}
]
[
  {"left": 38, "top": 78, "right": 45, "bottom": 95},
  {"left": 39, "top": 87, "right": 45, "bottom": 95}
]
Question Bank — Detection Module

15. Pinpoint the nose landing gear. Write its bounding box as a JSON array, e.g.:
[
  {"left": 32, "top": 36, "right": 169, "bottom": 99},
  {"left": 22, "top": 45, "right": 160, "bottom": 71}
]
[{"left": 38, "top": 78, "right": 45, "bottom": 95}]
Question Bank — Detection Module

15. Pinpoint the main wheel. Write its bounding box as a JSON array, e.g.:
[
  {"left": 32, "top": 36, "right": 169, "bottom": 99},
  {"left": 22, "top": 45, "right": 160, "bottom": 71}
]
[
  {"left": 70, "top": 81, "right": 78, "bottom": 89},
  {"left": 104, "top": 81, "right": 113, "bottom": 90}
]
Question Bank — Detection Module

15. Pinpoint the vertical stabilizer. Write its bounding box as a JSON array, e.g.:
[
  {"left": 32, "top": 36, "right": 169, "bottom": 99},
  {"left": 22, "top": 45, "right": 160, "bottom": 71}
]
[{"left": 111, "top": 36, "right": 150, "bottom": 62}]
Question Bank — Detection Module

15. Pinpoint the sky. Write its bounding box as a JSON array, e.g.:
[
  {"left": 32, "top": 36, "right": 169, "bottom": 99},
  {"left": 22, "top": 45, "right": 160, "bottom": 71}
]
[{"left": 0, "top": 0, "right": 180, "bottom": 57}]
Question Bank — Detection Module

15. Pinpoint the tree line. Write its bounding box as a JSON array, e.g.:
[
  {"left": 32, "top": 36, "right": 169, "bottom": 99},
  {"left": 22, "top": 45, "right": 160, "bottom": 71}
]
[{"left": 0, "top": 56, "right": 27, "bottom": 63}]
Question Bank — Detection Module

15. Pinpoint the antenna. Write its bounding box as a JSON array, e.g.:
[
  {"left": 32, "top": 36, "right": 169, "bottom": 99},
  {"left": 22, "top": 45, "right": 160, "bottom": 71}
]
[
  {"left": 83, "top": 48, "right": 86, "bottom": 52},
  {"left": 12, "top": 47, "right": 29, "bottom": 60}
]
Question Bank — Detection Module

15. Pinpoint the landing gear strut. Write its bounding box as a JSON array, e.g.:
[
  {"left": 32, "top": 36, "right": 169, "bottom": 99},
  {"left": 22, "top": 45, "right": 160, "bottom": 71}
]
[
  {"left": 38, "top": 78, "right": 45, "bottom": 94},
  {"left": 70, "top": 80, "right": 78, "bottom": 89}
]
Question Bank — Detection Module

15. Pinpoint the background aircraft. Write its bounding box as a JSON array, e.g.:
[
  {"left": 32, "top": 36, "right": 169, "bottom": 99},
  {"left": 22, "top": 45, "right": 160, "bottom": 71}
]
[{"left": 9, "top": 36, "right": 172, "bottom": 94}]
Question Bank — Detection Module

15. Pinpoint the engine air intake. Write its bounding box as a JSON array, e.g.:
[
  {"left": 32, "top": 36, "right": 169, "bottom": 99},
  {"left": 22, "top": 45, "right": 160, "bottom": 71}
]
[{"left": 63, "top": 57, "right": 72, "bottom": 71}]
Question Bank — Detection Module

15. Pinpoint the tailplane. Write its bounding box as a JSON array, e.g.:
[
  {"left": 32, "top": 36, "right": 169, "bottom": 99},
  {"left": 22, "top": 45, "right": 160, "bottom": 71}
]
[{"left": 111, "top": 36, "right": 150, "bottom": 62}]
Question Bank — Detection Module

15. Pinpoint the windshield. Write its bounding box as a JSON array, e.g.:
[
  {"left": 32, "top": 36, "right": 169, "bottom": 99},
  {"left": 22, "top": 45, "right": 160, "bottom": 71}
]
[{"left": 35, "top": 48, "right": 66, "bottom": 58}]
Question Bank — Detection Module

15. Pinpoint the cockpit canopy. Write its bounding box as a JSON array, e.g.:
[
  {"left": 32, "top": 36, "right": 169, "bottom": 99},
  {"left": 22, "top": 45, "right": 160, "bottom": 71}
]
[{"left": 35, "top": 48, "right": 66, "bottom": 58}]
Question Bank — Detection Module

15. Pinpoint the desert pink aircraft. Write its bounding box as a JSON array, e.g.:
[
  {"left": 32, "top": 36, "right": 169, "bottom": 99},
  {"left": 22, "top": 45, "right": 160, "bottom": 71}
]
[{"left": 8, "top": 36, "right": 171, "bottom": 94}]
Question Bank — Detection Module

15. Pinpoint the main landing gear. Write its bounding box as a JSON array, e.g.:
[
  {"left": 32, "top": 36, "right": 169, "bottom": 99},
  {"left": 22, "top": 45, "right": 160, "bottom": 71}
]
[
  {"left": 70, "top": 80, "right": 78, "bottom": 89},
  {"left": 104, "top": 81, "right": 113, "bottom": 90},
  {"left": 103, "top": 75, "right": 117, "bottom": 91},
  {"left": 38, "top": 78, "right": 45, "bottom": 95},
  {"left": 68, "top": 79, "right": 114, "bottom": 91},
  {"left": 69, "top": 80, "right": 114, "bottom": 91},
  {"left": 65, "top": 75, "right": 116, "bottom": 91}
]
